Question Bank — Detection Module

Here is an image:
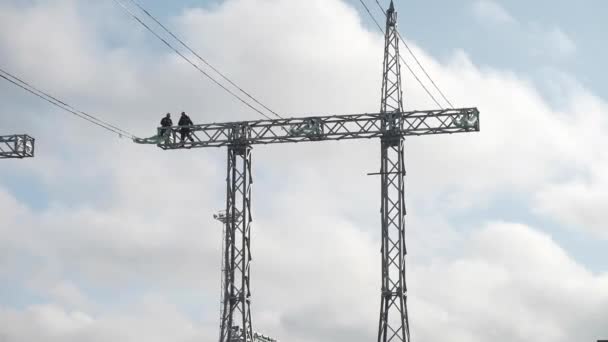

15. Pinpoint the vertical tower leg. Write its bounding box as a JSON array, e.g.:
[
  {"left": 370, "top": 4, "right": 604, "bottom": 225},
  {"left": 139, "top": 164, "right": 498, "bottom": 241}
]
[
  {"left": 220, "top": 145, "right": 254, "bottom": 342},
  {"left": 378, "top": 2, "right": 410, "bottom": 341},
  {"left": 378, "top": 137, "right": 410, "bottom": 342}
]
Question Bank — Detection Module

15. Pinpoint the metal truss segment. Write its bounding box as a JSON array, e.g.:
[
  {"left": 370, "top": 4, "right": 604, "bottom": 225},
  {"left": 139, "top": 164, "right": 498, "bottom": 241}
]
[
  {"left": 220, "top": 145, "right": 255, "bottom": 342},
  {"left": 378, "top": 138, "right": 410, "bottom": 342},
  {"left": 157, "top": 108, "right": 479, "bottom": 149},
  {"left": 0, "top": 134, "right": 35, "bottom": 159},
  {"left": 378, "top": 3, "right": 410, "bottom": 342}
]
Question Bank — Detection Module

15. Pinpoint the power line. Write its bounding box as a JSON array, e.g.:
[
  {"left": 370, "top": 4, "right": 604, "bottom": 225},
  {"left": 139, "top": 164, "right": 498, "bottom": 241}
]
[
  {"left": 373, "top": 0, "right": 455, "bottom": 108},
  {"left": 0, "top": 67, "right": 137, "bottom": 139},
  {"left": 112, "top": 0, "right": 273, "bottom": 120},
  {"left": 357, "top": 0, "right": 444, "bottom": 109},
  {"left": 358, "top": 0, "right": 384, "bottom": 32},
  {"left": 0, "top": 72, "right": 123, "bottom": 136},
  {"left": 125, "top": 0, "right": 282, "bottom": 119}
]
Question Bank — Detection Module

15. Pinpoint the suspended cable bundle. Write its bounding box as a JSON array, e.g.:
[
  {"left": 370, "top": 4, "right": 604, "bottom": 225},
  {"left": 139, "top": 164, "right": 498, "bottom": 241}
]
[
  {"left": 373, "top": 0, "right": 455, "bottom": 108},
  {"left": 0, "top": 0, "right": 456, "bottom": 142},
  {"left": 112, "top": 0, "right": 281, "bottom": 120},
  {"left": 359, "top": 0, "right": 455, "bottom": 109},
  {"left": 125, "top": 0, "right": 282, "bottom": 119},
  {"left": 0, "top": 67, "right": 137, "bottom": 139}
]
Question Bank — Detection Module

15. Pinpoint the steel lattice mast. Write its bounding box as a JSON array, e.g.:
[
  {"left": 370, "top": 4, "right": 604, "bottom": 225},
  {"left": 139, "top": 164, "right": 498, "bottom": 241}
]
[
  {"left": 378, "top": 2, "right": 410, "bottom": 342},
  {"left": 154, "top": 2, "right": 479, "bottom": 341},
  {"left": 0, "top": 134, "right": 35, "bottom": 159},
  {"left": 219, "top": 145, "right": 255, "bottom": 342}
]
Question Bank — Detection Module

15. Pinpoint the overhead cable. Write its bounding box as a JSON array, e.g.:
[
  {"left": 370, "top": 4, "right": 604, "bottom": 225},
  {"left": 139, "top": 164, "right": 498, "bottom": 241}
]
[
  {"left": 359, "top": 0, "right": 443, "bottom": 109},
  {"left": 112, "top": 0, "right": 273, "bottom": 120},
  {"left": 358, "top": 0, "right": 444, "bottom": 109},
  {"left": 0, "top": 67, "right": 137, "bottom": 139},
  {"left": 373, "top": 0, "right": 455, "bottom": 108},
  {"left": 125, "top": 0, "right": 282, "bottom": 119}
]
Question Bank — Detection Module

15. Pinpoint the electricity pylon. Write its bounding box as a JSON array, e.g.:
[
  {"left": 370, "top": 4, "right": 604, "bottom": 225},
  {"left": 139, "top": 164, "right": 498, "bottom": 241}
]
[
  {"left": 154, "top": 2, "right": 480, "bottom": 341},
  {"left": 0, "top": 134, "right": 35, "bottom": 159}
]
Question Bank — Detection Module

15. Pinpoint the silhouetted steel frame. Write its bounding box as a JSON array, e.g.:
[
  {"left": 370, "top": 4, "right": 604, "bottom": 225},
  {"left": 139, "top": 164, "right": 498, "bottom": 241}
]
[
  {"left": 0, "top": 134, "right": 35, "bottom": 159},
  {"left": 220, "top": 145, "right": 254, "bottom": 342}
]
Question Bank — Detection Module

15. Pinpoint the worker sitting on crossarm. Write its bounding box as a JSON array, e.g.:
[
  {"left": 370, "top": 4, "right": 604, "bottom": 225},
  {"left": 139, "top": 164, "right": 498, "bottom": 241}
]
[{"left": 178, "top": 111, "right": 195, "bottom": 144}]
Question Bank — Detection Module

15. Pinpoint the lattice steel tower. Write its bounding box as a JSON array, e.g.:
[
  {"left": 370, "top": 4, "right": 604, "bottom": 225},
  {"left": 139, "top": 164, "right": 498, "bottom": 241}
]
[
  {"left": 152, "top": 1, "right": 480, "bottom": 340},
  {"left": 377, "top": 2, "right": 410, "bottom": 342}
]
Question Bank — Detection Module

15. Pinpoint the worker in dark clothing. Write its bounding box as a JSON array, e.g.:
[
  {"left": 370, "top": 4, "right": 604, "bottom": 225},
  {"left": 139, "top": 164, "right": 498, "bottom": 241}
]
[
  {"left": 178, "top": 111, "right": 194, "bottom": 144},
  {"left": 160, "top": 113, "right": 172, "bottom": 137}
]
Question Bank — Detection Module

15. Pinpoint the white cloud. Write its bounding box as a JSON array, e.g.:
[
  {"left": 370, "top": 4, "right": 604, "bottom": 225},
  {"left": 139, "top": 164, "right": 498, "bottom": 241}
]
[
  {"left": 472, "top": 0, "right": 515, "bottom": 24},
  {"left": 535, "top": 162, "right": 608, "bottom": 239},
  {"left": 471, "top": 2, "right": 576, "bottom": 58},
  {"left": 530, "top": 26, "right": 577, "bottom": 58},
  {"left": 0, "top": 301, "right": 214, "bottom": 342},
  {"left": 0, "top": 0, "right": 606, "bottom": 341},
  {"left": 546, "top": 27, "right": 577, "bottom": 55},
  {"left": 412, "top": 222, "right": 608, "bottom": 342}
]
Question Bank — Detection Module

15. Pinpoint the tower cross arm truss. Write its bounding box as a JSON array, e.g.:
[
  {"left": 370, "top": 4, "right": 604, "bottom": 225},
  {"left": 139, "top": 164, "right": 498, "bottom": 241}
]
[
  {"left": 157, "top": 108, "right": 479, "bottom": 149},
  {"left": 0, "top": 134, "right": 35, "bottom": 159}
]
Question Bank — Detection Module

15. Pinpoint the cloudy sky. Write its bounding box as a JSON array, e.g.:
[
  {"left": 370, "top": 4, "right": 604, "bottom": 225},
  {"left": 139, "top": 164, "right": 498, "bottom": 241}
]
[{"left": 1, "top": 0, "right": 607, "bottom": 341}]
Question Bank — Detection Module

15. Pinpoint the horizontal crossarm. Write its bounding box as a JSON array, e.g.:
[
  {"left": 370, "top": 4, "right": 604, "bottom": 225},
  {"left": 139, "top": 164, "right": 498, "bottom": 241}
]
[
  {"left": 157, "top": 108, "right": 480, "bottom": 150},
  {"left": 0, "top": 134, "right": 35, "bottom": 159}
]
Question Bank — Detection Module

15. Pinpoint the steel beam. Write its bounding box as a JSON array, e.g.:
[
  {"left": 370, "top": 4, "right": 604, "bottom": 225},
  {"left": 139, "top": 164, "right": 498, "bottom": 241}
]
[
  {"left": 220, "top": 145, "right": 254, "bottom": 342},
  {"left": 0, "top": 134, "right": 35, "bottom": 159},
  {"left": 157, "top": 108, "right": 479, "bottom": 150}
]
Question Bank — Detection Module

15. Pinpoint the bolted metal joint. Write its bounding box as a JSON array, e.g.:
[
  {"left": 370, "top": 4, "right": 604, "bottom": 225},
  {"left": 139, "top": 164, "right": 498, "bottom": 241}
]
[
  {"left": 381, "top": 135, "right": 402, "bottom": 147},
  {"left": 229, "top": 123, "right": 251, "bottom": 146}
]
